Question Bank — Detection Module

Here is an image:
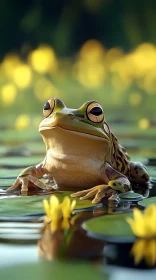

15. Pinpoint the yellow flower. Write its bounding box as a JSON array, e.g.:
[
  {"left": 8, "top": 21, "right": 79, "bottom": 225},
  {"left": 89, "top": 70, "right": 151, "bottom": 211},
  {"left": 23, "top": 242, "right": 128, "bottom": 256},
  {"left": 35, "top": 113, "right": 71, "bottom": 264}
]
[
  {"left": 131, "top": 239, "right": 156, "bottom": 267},
  {"left": 126, "top": 204, "right": 156, "bottom": 238},
  {"left": 43, "top": 195, "right": 76, "bottom": 232},
  {"left": 126, "top": 205, "right": 156, "bottom": 266}
]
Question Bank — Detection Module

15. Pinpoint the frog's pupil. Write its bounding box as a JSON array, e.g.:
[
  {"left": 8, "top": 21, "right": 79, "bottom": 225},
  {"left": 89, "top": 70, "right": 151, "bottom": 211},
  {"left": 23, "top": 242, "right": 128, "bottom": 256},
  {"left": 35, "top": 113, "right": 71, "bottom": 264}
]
[
  {"left": 44, "top": 102, "right": 50, "bottom": 110},
  {"left": 90, "top": 107, "right": 102, "bottom": 116}
]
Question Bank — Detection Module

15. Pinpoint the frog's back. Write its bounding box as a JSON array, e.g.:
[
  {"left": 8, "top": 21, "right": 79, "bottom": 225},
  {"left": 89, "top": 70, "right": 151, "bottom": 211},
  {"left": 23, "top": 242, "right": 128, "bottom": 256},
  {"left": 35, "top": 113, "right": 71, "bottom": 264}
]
[{"left": 110, "top": 132, "right": 130, "bottom": 176}]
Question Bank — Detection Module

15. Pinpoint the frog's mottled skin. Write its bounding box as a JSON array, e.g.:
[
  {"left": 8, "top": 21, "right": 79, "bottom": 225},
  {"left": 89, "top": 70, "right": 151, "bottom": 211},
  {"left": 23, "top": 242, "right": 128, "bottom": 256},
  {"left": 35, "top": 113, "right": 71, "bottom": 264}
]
[{"left": 7, "top": 98, "right": 149, "bottom": 203}]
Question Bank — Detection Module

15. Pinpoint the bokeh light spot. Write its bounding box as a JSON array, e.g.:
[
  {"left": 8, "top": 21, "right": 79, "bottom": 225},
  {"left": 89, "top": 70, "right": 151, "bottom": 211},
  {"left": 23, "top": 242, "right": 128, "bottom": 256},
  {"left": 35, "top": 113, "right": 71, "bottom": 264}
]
[
  {"left": 13, "top": 64, "right": 32, "bottom": 88},
  {"left": 28, "top": 45, "right": 58, "bottom": 74},
  {"left": 2, "top": 54, "right": 21, "bottom": 78},
  {"left": 138, "top": 118, "right": 150, "bottom": 130},
  {"left": 1, "top": 83, "right": 17, "bottom": 105},
  {"left": 15, "top": 115, "right": 30, "bottom": 130}
]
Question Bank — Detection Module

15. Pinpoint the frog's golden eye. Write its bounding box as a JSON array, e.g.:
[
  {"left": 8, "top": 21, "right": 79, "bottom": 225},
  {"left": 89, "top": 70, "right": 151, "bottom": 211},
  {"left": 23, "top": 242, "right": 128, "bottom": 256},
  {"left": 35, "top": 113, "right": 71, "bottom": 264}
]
[
  {"left": 86, "top": 102, "right": 104, "bottom": 123},
  {"left": 43, "top": 98, "right": 55, "bottom": 118}
]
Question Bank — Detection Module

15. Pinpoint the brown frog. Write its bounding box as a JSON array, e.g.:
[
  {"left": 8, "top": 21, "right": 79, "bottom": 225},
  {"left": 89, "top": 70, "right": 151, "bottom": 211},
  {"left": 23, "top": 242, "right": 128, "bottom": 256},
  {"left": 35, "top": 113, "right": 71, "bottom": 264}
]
[{"left": 7, "top": 98, "right": 149, "bottom": 203}]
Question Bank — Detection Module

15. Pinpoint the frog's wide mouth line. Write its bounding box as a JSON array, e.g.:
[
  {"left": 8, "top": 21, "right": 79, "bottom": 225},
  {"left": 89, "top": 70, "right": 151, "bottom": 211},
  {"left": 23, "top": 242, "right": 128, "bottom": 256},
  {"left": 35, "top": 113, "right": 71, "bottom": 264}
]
[{"left": 39, "top": 125, "right": 109, "bottom": 141}]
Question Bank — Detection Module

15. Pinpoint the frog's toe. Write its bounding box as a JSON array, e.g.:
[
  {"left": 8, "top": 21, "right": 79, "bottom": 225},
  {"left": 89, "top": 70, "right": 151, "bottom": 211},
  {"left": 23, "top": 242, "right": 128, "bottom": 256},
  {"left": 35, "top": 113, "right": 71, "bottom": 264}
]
[
  {"left": 79, "top": 189, "right": 97, "bottom": 200},
  {"left": 27, "top": 175, "right": 51, "bottom": 190},
  {"left": 108, "top": 193, "right": 120, "bottom": 202},
  {"left": 7, "top": 178, "right": 21, "bottom": 192},
  {"left": 70, "top": 188, "right": 95, "bottom": 198},
  {"left": 21, "top": 177, "right": 28, "bottom": 195}
]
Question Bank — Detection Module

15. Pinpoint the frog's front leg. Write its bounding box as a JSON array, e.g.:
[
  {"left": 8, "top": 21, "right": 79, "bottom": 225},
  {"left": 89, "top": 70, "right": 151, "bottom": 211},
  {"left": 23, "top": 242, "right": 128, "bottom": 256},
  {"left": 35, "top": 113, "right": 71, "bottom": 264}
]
[
  {"left": 71, "top": 163, "right": 131, "bottom": 203},
  {"left": 7, "top": 162, "right": 51, "bottom": 194},
  {"left": 129, "top": 162, "right": 150, "bottom": 183}
]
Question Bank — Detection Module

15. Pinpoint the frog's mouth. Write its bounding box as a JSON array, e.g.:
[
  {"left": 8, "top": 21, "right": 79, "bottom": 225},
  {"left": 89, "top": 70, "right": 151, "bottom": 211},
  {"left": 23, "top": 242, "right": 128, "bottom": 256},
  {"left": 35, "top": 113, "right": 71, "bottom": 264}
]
[{"left": 39, "top": 123, "right": 109, "bottom": 141}]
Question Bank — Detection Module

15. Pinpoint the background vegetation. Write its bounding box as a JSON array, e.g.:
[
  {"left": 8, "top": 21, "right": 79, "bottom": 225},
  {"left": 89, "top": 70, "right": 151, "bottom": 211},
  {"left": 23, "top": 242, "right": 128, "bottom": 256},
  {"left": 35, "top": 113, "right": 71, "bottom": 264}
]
[{"left": 0, "top": 0, "right": 156, "bottom": 132}]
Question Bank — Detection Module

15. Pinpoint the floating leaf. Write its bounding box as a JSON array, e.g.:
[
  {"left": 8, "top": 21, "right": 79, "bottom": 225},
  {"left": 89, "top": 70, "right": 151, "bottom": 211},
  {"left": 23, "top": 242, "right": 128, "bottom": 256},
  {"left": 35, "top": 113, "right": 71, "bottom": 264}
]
[
  {"left": 0, "top": 260, "right": 108, "bottom": 280},
  {"left": 0, "top": 156, "right": 43, "bottom": 167},
  {"left": 26, "top": 142, "right": 45, "bottom": 154},
  {"left": 0, "top": 168, "right": 23, "bottom": 178},
  {"left": 0, "top": 129, "right": 39, "bottom": 143},
  {"left": 0, "top": 191, "right": 102, "bottom": 217},
  {"left": 119, "top": 191, "right": 143, "bottom": 201},
  {"left": 0, "top": 146, "right": 8, "bottom": 154},
  {"left": 83, "top": 212, "right": 135, "bottom": 242},
  {"left": 0, "top": 178, "right": 17, "bottom": 187},
  {"left": 138, "top": 197, "right": 156, "bottom": 207}
]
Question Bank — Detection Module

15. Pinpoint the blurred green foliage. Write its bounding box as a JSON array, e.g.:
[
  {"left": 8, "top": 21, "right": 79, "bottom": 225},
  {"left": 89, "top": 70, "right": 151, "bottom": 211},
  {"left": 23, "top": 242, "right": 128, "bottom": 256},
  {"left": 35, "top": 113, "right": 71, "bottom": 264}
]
[
  {"left": 1, "top": 0, "right": 156, "bottom": 57},
  {"left": 0, "top": 0, "right": 156, "bottom": 130}
]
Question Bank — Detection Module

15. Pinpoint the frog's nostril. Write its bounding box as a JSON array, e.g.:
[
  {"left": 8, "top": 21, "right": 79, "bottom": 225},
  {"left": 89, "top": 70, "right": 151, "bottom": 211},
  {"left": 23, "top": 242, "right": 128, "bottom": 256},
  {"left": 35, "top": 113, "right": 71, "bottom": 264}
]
[{"left": 68, "top": 114, "right": 75, "bottom": 120}]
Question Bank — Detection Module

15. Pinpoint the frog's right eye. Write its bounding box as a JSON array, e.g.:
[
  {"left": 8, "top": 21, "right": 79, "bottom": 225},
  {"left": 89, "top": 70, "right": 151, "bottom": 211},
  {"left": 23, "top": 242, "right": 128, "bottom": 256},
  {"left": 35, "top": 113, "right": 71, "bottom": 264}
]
[{"left": 43, "top": 98, "right": 55, "bottom": 118}]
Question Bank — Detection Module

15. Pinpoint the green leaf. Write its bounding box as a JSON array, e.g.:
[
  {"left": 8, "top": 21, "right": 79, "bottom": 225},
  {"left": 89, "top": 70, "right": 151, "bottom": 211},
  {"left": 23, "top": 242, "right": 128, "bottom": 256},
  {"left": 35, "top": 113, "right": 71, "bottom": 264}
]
[
  {"left": 119, "top": 191, "right": 143, "bottom": 201},
  {"left": 0, "top": 156, "right": 43, "bottom": 167},
  {"left": 0, "top": 260, "right": 108, "bottom": 280},
  {"left": 138, "top": 196, "right": 156, "bottom": 207},
  {"left": 0, "top": 191, "right": 102, "bottom": 217},
  {"left": 26, "top": 142, "right": 45, "bottom": 153},
  {"left": 83, "top": 212, "right": 135, "bottom": 242},
  {"left": 0, "top": 168, "right": 23, "bottom": 178},
  {"left": 0, "top": 129, "right": 39, "bottom": 143},
  {"left": 0, "top": 178, "right": 16, "bottom": 187}
]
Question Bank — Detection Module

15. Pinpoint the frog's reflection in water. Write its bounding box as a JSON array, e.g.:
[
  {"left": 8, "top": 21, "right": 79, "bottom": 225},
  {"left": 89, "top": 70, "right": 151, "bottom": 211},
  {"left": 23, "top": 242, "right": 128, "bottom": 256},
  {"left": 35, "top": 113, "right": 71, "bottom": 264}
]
[{"left": 38, "top": 223, "right": 105, "bottom": 261}]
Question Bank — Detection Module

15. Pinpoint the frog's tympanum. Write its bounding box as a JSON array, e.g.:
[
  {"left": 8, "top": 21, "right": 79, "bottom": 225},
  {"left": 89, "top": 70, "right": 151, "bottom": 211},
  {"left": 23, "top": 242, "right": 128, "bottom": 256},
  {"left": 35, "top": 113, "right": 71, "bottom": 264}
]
[{"left": 7, "top": 98, "right": 149, "bottom": 203}]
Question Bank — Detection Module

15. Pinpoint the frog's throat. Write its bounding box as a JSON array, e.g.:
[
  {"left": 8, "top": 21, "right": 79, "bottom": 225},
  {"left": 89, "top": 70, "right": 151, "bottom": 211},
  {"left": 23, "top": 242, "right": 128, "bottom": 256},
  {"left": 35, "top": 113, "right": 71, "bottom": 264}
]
[{"left": 39, "top": 125, "right": 109, "bottom": 141}]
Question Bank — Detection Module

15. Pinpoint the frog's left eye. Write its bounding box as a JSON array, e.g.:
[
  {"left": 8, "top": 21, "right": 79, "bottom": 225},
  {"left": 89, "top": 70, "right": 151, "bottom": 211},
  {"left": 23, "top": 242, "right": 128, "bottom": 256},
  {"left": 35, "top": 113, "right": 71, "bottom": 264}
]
[
  {"left": 86, "top": 102, "right": 104, "bottom": 123},
  {"left": 43, "top": 98, "right": 55, "bottom": 118}
]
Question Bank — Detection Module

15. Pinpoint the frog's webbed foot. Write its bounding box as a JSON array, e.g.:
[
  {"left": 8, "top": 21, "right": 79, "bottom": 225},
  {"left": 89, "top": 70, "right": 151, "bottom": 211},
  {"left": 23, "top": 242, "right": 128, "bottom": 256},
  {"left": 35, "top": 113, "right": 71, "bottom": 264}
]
[
  {"left": 7, "top": 175, "right": 51, "bottom": 195},
  {"left": 71, "top": 185, "right": 117, "bottom": 204},
  {"left": 71, "top": 174, "right": 131, "bottom": 204}
]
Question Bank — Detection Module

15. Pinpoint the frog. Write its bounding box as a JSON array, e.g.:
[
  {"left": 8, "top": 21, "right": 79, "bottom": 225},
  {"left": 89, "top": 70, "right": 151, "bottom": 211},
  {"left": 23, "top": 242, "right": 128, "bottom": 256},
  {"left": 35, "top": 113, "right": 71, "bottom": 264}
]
[{"left": 7, "top": 98, "right": 150, "bottom": 203}]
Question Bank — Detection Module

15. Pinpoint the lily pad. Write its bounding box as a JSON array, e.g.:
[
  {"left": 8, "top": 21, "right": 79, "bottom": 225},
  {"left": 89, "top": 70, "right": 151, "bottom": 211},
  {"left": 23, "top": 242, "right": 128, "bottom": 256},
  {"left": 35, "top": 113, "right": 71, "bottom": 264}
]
[
  {"left": 0, "top": 156, "right": 43, "bottom": 167},
  {"left": 0, "top": 178, "right": 17, "bottom": 187},
  {"left": 26, "top": 142, "right": 45, "bottom": 154},
  {"left": 0, "top": 168, "right": 23, "bottom": 178},
  {"left": 138, "top": 196, "right": 156, "bottom": 207},
  {"left": 0, "top": 260, "right": 108, "bottom": 280},
  {"left": 0, "top": 129, "right": 39, "bottom": 143},
  {"left": 0, "top": 146, "right": 8, "bottom": 154},
  {"left": 83, "top": 212, "right": 135, "bottom": 242},
  {"left": 0, "top": 191, "right": 102, "bottom": 217},
  {"left": 119, "top": 191, "right": 143, "bottom": 201}
]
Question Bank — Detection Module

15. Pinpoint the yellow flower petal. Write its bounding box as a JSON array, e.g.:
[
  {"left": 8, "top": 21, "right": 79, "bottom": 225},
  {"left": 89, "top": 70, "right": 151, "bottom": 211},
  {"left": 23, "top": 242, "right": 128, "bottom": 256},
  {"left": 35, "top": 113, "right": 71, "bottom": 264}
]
[
  {"left": 50, "top": 220, "right": 59, "bottom": 232},
  {"left": 62, "top": 218, "right": 70, "bottom": 230},
  {"left": 131, "top": 239, "right": 146, "bottom": 265},
  {"left": 144, "top": 205, "right": 156, "bottom": 236},
  {"left": 133, "top": 208, "right": 144, "bottom": 224},
  {"left": 43, "top": 199, "right": 50, "bottom": 218},
  {"left": 50, "top": 195, "right": 59, "bottom": 208},
  {"left": 43, "top": 195, "right": 76, "bottom": 232},
  {"left": 126, "top": 216, "right": 145, "bottom": 237},
  {"left": 132, "top": 208, "right": 147, "bottom": 237},
  {"left": 144, "top": 239, "right": 156, "bottom": 267},
  {"left": 61, "top": 197, "right": 73, "bottom": 219},
  {"left": 71, "top": 200, "right": 76, "bottom": 212}
]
